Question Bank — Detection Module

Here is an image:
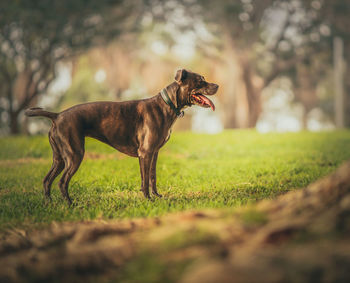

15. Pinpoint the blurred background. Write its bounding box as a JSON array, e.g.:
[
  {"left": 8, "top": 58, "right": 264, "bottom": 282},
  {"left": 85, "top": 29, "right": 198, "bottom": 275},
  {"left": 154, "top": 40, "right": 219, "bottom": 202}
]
[{"left": 0, "top": 0, "right": 349, "bottom": 135}]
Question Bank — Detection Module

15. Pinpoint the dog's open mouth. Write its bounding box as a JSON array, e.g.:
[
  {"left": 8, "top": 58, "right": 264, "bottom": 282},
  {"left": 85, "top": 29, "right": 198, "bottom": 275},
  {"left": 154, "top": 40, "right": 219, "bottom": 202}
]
[{"left": 190, "top": 93, "right": 215, "bottom": 111}]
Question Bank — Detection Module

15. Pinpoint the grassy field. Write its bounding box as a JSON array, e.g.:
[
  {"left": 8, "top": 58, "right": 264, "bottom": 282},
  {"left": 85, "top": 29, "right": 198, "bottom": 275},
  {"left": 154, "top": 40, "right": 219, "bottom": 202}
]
[{"left": 1, "top": 130, "right": 350, "bottom": 230}]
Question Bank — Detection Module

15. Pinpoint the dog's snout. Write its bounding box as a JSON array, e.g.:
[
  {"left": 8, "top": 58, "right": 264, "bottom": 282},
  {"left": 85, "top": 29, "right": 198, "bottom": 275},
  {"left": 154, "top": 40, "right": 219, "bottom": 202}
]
[{"left": 210, "top": 83, "right": 219, "bottom": 93}]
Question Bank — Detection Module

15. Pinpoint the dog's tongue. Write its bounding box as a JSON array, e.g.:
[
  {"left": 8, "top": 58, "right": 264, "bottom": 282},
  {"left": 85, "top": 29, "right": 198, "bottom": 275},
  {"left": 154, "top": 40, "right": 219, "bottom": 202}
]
[{"left": 197, "top": 94, "right": 215, "bottom": 111}]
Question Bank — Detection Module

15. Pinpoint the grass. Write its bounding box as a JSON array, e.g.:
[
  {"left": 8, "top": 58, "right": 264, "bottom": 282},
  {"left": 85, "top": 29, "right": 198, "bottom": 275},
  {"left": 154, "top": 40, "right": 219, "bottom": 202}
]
[{"left": 1, "top": 130, "right": 350, "bottom": 230}]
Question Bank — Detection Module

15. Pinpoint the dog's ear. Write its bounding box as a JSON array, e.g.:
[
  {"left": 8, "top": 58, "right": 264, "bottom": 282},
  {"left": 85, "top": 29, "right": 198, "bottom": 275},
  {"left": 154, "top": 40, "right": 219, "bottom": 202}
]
[{"left": 175, "top": 69, "right": 187, "bottom": 84}]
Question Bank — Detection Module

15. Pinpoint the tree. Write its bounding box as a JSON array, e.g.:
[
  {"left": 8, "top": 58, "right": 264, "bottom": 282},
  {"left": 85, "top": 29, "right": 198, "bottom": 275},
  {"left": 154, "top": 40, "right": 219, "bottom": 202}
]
[
  {"left": 0, "top": 0, "right": 142, "bottom": 134},
  {"left": 283, "top": 0, "right": 350, "bottom": 128},
  {"left": 176, "top": 0, "right": 331, "bottom": 128},
  {"left": 211, "top": 0, "right": 330, "bottom": 127},
  {"left": 180, "top": 0, "right": 281, "bottom": 128},
  {"left": 319, "top": 0, "right": 350, "bottom": 127}
]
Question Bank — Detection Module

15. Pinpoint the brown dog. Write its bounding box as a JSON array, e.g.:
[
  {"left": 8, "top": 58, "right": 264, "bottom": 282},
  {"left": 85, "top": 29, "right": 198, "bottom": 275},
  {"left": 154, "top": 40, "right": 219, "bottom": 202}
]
[{"left": 25, "top": 69, "right": 218, "bottom": 204}]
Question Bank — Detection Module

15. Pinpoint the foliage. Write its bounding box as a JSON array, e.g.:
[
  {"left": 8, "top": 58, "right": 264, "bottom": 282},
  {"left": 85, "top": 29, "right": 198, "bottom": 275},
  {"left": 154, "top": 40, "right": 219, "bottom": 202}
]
[
  {"left": 1, "top": 130, "right": 350, "bottom": 230},
  {"left": 58, "top": 56, "right": 113, "bottom": 109},
  {"left": 146, "top": 0, "right": 338, "bottom": 128},
  {"left": 1, "top": 0, "right": 349, "bottom": 133},
  {"left": 0, "top": 0, "right": 141, "bottom": 133}
]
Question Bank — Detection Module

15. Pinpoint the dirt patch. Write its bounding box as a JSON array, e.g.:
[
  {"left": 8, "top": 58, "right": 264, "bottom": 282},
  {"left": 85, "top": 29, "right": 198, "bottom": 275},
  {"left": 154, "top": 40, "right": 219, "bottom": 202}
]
[{"left": 1, "top": 161, "right": 350, "bottom": 282}]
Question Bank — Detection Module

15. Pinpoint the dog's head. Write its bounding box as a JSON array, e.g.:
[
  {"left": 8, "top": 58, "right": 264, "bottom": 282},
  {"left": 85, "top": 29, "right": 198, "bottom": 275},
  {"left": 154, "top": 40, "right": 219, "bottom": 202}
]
[{"left": 173, "top": 69, "right": 218, "bottom": 111}]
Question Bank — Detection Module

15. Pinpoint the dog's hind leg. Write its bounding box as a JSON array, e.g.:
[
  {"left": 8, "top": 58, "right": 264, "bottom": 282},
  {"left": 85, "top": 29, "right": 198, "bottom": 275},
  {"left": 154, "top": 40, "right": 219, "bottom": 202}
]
[
  {"left": 58, "top": 156, "right": 83, "bottom": 205},
  {"left": 43, "top": 158, "right": 64, "bottom": 201},
  {"left": 150, "top": 151, "right": 162, "bottom": 197},
  {"left": 43, "top": 130, "right": 64, "bottom": 201},
  {"left": 58, "top": 133, "right": 85, "bottom": 205}
]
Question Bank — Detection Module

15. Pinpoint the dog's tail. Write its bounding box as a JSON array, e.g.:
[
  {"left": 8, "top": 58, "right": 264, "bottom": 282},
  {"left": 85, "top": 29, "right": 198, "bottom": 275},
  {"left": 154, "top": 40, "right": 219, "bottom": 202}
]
[{"left": 25, "top": 107, "right": 58, "bottom": 120}]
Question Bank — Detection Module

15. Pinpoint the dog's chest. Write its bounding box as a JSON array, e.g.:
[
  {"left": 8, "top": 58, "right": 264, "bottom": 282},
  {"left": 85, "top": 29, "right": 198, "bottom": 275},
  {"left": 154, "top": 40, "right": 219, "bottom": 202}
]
[
  {"left": 165, "top": 128, "right": 172, "bottom": 143},
  {"left": 158, "top": 117, "right": 178, "bottom": 148},
  {"left": 160, "top": 126, "right": 173, "bottom": 148},
  {"left": 164, "top": 117, "right": 178, "bottom": 144}
]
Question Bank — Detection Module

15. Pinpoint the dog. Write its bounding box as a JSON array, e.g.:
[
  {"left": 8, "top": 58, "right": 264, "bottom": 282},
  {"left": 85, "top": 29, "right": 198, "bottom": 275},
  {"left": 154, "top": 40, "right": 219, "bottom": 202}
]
[{"left": 25, "top": 69, "right": 218, "bottom": 204}]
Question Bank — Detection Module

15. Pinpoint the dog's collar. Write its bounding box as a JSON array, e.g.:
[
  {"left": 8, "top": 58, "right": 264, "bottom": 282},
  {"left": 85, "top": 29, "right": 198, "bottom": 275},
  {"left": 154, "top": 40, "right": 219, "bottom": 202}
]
[{"left": 160, "top": 88, "right": 184, "bottom": 118}]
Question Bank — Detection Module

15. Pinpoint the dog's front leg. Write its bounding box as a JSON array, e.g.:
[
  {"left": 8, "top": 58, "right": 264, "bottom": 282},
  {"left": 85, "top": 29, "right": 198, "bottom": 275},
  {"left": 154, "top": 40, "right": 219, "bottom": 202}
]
[
  {"left": 138, "top": 152, "right": 153, "bottom": 199},
  {"left": 150, "top": 151, "right": 162, "bottom": 197}
]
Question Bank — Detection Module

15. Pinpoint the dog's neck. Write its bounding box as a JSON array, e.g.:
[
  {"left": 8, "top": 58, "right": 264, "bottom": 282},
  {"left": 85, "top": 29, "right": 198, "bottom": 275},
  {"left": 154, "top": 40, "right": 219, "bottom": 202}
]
[
  {"left": 164, "top": 82, "right": 179, "bottom": 107},
  {"left": 150, "top": 84, "right": 178, "bottom": 126},
  {"left": 162, "top": 81, "right": 189, "bottom": 108},
  {"left": 160, "top": 87, "right": 184, "bottom": 117}
]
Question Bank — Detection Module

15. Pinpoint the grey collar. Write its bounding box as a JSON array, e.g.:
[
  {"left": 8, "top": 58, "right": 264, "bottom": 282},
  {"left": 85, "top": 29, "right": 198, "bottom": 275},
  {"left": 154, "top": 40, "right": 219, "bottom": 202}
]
[{"left": 160, "top": 88, "right": 184, "bottom": 117}]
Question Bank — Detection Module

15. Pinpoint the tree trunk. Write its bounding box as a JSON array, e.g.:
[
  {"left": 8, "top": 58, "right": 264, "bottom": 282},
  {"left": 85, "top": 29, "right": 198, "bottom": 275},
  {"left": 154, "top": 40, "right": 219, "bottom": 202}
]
[
  {"left": 7, "top": 66, "right": 53, "bottom": 135},
  {"left": 221, "top": 32, "right": 263, "bottom": 129},
  {"left": 344, "top": 40, "right": 350, "bottom": 127},
  {"left": 9, "top": 111, "right": 20, "bottom": 135},
  {"left": 240, "top": 59, "right": 262, "bottom": 128},
  {"left": 346, "top": 71, "right": 350, "bottom": 127},
  {"left": 301, "top": 107, "right": 308, "bottom": 130},
  {"left": 333, "top": 37, "right": 345, "bottom": 128},
  {"left": 222, "top": 35, "right": 239, "bottom": 129}
]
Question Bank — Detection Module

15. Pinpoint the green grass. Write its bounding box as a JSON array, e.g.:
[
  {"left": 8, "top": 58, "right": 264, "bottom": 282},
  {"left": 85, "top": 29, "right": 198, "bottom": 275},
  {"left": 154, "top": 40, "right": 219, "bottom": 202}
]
[{"left": 1, "top": 130, "right": 350, "bottom": 230}]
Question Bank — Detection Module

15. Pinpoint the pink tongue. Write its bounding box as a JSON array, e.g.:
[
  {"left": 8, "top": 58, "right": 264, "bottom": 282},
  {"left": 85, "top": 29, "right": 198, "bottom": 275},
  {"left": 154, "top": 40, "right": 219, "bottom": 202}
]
[{"left": 198, "top": 94, "right": 215, "bottom": 111}]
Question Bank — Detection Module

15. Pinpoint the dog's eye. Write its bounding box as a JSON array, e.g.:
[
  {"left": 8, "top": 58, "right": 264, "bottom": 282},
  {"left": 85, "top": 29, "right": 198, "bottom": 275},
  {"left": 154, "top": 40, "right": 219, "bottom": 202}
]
[
  {"left": 198, "top": 77, "right": 206, "bottom": 86},
  {"left": 197, "top": 77, "right": 204, "bottom": 85}
]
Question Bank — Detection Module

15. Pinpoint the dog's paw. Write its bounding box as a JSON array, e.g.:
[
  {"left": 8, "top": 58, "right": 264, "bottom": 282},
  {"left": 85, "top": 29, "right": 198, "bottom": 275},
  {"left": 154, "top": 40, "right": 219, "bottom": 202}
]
[
  {"left": 152, "top": 192, "right": 163, "bottom": 198},
  {"left": 44, "top": 195, "right": 52, "bottom": 205}
]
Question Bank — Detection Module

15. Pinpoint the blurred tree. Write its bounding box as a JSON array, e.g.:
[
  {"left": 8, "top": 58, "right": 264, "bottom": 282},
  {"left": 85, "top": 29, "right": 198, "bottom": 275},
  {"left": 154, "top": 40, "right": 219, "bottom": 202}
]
[
  {"left": 177, "top": 0, "right": 281, "bottom": 127},
  {"left": 161, "top": 0, "right": 333, "bottom": 128},
  {"left": 319, "top": 0, "right": 350, "bottom": 126},
  {"left": 57, "top": 56, "right": 113, "bottom": 109},
  {"left": 284, "top": 0, "right": 350, "bottom": 128},
  {"left": 0, "top": 0, "right": 141, "bottom": 134},
  {"left": 279, "top": 0, "right": 333, "bottom": 129},
  {"left": 193, "top": 0, "right": 330, "bottom": 128}
]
